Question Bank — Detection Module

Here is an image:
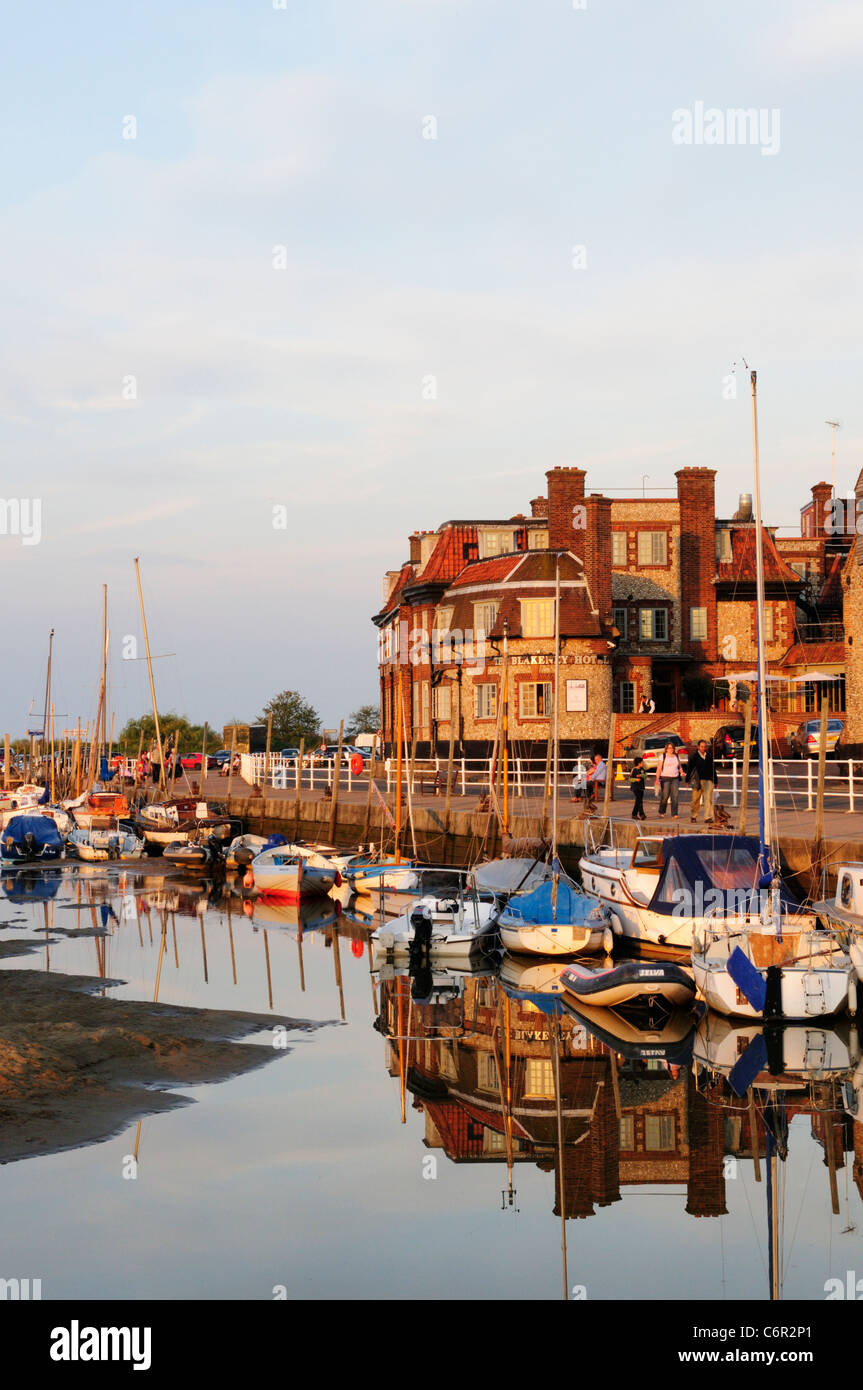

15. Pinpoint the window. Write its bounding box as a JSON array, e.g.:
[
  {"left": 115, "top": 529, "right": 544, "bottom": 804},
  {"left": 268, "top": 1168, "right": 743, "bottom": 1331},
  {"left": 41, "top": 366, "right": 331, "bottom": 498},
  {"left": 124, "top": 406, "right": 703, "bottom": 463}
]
[
  {"left": 435, "top": 605, "right": 454, "bottom": 633},
  {"left": 477, "top": 1052, "right": 499, "bottom": 1092},
  {"left": 644, "top": 1114, "right": 675, "bottom": 1151},
  {"left": 473, "top": 601, "right": 499, "bottom": 635},
  {"left": 433, "top": 684, "right": 451, "bottom": 721},
  {"left": 690, "top": 606, "right": 707, "bottom": 640},
  {"left": 524, "top": 1059, "right": 555, "bottom": 1098},
  {"left": 619, "top": 1116, "right": 635, "bottom": 1149},
  {"left": 480, "top": 529, "right": 516, "bottom": 558},
  {"left": 529, "top": 529, "right": 549, "bottom": 550},
  {"left": 412, "top": 682, "right": 420, "bottom": 729},
  {"left": 439, "top": 1043, "right": 458, "bottom": 1081},
  {"left": 716, "top": 528, "right": 732, "bottom": 562},
  {"left": 422, "top": 682, "right": 430, "bottom": 728},
  {"left": 412, "top": 681, "right": 430, "bottom": 729},
  {"left": 611, "top": 532, "right": 627, "bottom": 565},
  {"left": 637, "top": 530, "right": 668, "bottom": 566},
  {"left": 612, "top": 606, "right": 628, "bottom": 639},
  {"left": 519, "top": 682, "right": 553, "bottom": 718},
  {"left": 790, "top": 562, "right": 807, "bottom": 579},
  {"left": 474, "top": 684, "right": 498, "bottom": 720},
  {"left": 639, "top": 608, "right": 668, "bottom": 641},
  {"left": 521, "top": 598, "right": 555, "bottom": 637},
  {"left": 620, "top": 681, "right": 635, "bottom": 713},
  {"left": 761, "top": 607, "right": 775, "bottom": 642},
  {"left": 482, "top": 1129, "right": 506, "bottom": 1153}
]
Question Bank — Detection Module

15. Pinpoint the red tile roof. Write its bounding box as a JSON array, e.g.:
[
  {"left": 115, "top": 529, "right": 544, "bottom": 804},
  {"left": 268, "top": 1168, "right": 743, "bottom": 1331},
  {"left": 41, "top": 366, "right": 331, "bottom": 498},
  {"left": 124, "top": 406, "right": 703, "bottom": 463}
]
[
  {"left": 448, "top": 555, "right": 523, "bottom": 589},
  {"left": 419, "top": 526, "right": 479, "bottom": 583},
  {"left": 716, "top": 527, "right": 802, "bottom": 586},
  {"left": 374, "top": 562, "right": 415, "bottom": 618}
]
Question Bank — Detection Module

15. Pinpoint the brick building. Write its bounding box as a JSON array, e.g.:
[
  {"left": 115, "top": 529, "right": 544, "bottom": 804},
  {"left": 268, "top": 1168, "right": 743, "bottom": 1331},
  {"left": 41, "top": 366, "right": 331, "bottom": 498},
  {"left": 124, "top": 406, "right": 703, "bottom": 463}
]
[{"left": 374, "top": 468, "right": 851, "bottom": 752}]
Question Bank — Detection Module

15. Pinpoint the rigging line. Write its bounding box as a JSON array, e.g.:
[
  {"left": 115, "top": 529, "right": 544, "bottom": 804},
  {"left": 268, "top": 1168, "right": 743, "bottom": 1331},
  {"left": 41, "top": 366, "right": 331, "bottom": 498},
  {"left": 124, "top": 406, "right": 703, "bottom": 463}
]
[
  {"left": 738, "top": 1167, "right": 770, "bottom": 1285},
  {"left": 782, "top": 1140, "right": 816, "bottom": 1282}
]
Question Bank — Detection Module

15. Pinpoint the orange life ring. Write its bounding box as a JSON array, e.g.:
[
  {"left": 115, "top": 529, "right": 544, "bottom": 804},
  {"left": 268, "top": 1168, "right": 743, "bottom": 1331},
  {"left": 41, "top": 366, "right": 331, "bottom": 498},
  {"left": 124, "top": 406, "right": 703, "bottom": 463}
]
[{"left": 350, "top": 754, "right": 363, "bottom": 775}]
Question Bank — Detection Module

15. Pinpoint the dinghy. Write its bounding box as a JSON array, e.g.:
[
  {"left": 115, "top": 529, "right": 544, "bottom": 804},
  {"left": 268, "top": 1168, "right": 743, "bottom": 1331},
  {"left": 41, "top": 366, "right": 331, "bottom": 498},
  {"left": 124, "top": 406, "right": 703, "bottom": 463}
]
[
  {"left": 224, "top": 834, "right": 272, "bottom": 868},
  {"left": 499, "top": 866, "right": 614, "bottom": 957},
  {"left": 247, "top": 846, "right": 341, "bottom": 900},
  {"left": 561, "top": 997, "right": 700, "bottom": 1063},
  {"left": 1, "top": 814, "right": 64, "bottom": 863},
  {"left": 559, "top": 959, "right": 696, "bottom": 1012},
  {"left": 163, "top": 834, "right": 226, "bottom": 867}
]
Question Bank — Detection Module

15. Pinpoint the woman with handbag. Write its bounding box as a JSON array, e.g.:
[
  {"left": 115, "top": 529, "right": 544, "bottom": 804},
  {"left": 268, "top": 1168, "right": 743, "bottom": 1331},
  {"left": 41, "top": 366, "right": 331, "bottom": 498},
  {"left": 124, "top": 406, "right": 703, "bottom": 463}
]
[{"left": 654, "top": 742, "right": 683, "bottom": 818}]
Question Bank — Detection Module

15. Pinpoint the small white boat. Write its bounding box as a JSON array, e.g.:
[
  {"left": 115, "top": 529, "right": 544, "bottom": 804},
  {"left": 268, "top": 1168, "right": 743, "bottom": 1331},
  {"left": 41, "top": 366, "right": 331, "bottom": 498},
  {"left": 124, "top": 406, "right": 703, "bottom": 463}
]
[
  {"left": 67, "top": 826, "right": 144, "bottom": 861},
  {"left": 247, "top": 847, "right": 341, "bottom": 900},
  {"left": 559, "top": 959, "right": 696, "bottom": 1011},
  {"left": 225, "top": 834, "right": 270, "bottom": 868},
  {"left": 812, "top": 864, "right": 863, "bottom": 982},
  {"left": 694, "top": 1011, "right": 860, "bottom": 1093},
  {"left": 499, "top": 866, "right": 613, "bottom": 957},
  {"left": 371, "top": 890, "right": 498, "bottom": 959},
  {"left": 345, "top": 855, "right": 420, "bottom": 895},
  {"left": 692, "top": 918, "right": 855, "bottom": 1020}
]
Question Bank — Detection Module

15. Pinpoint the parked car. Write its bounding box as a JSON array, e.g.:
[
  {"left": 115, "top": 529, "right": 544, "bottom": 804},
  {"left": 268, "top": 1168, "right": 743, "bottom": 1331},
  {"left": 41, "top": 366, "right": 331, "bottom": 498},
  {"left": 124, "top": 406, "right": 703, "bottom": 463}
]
[
  {"left": 279, "top": 747, "right": 301, "bottom": 761},
  {"left": 788, "top": 718, "right": 845, "bottom": 759},
  {"left": 212, "top": 750, "right": 232, "bottom": 767},
  {"left": 711, "top": 724, "right": 759, "bottom": 759},
  {"left": 180, "top": 753, "right": 217, "bottom": 770},
  {"left": 624, "top": 731, "right": 690, "bottom": 772}
]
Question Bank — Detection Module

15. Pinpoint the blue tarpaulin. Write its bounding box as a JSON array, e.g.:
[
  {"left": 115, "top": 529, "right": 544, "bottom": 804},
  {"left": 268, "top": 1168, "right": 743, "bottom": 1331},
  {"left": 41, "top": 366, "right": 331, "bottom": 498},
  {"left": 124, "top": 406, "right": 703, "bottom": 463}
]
[{"left": 500, "top": 874, "right": 597, "bottom": 927}]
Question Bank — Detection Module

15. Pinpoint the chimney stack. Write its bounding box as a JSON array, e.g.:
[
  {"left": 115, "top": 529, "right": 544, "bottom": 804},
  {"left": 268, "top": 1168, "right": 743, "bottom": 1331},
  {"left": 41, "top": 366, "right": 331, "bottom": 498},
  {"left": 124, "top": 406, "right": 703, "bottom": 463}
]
[
  {"left": 810, "top": 481, "right": 833, "bottom": 538},
  {"left": 676, "top": 468, "right": 718, "bottom": 661},
  {"left": 584, "top": 494, "right": 613, "bottom": 622},
  {"left": 546, "top": 467, "right": 587, "bottom": 555},
  {"left": 530, "top": 496, "right": 549, "bottom": 519}
]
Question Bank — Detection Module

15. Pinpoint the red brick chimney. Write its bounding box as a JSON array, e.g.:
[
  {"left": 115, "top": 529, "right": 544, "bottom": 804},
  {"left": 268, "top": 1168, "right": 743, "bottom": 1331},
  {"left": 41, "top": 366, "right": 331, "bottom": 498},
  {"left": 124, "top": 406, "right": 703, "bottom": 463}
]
[
  {"left": 810, "top": 481, "right": 833, "bottom": 537},
  {"left": 409, "top": 533, "right": 422, "bottom": 565},
  {"left": 530, "top": 496, "right": 549, "bottom": 518},
  {"left": 546, "top": 467, "right": 586, "bottom": 554},
  {"left": 676, "top": 467, "right": 717, "bottom": 661},
  {"left": 584, "top": 493, "right": 613, "bottom": 622}
]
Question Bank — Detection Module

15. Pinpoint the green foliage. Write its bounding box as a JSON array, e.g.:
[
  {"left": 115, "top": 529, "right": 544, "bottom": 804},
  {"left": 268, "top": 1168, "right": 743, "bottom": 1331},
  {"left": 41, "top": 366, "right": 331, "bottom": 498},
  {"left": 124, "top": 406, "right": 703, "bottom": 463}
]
[
  {"left": 682, "top": 675, "right": 714, "bottom": 710},
  {"left": 116, "top": 713, "right": 216, "bottom": 754},
  {"left": 346, "top": 703, "right": 380, "bottom": 737},
  {"left": 259, "top": 690, "right": 321, "bottom": 748}
]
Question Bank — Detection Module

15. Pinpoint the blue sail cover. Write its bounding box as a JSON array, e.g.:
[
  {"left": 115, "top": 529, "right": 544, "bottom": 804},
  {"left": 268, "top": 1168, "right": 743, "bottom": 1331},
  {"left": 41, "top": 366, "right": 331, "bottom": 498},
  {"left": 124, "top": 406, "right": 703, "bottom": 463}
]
[
  {"left": 1, "top": 815, "right": 63, "bottom": 861},
  {"left": 647, "top": 835, "right": 800, "bottom": 918},
  {"left": 500, "top": 875, "right": 598, "bottom": 927}
]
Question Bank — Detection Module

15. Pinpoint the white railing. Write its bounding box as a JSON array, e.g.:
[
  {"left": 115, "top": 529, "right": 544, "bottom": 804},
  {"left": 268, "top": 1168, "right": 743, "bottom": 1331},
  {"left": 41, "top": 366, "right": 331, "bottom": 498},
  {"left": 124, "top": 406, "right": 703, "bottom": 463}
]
[{"left": 232, "top": 752, "right": 863, "bottom": 815}]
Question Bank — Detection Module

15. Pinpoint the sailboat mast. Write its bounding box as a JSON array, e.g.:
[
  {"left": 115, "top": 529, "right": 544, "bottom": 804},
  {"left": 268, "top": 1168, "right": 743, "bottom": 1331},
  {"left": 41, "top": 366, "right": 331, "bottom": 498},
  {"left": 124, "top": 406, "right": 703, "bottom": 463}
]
[
  {"left": 552, "top": 554, "right": 561, "bottom": 854},
  {"left": 750, "top": 370, "right": 772, "bottom": 864},
  {"left": 133, "top": 558, "right": 167, "bottom": 792}
]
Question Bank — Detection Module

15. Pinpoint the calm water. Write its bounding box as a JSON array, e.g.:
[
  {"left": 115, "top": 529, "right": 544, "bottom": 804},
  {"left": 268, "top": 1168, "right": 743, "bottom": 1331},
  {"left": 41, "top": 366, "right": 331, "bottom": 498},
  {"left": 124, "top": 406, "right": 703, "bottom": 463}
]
[{"left": 1, "top": 863, "right": 861, "bottom": 1302}]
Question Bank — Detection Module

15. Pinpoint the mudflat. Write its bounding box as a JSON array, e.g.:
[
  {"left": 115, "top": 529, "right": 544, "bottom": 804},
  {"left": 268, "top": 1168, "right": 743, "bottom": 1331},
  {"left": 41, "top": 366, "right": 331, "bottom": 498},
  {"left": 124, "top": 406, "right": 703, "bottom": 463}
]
[{"left": 0, "top": 938, "right": 326, "bottom": 1164}]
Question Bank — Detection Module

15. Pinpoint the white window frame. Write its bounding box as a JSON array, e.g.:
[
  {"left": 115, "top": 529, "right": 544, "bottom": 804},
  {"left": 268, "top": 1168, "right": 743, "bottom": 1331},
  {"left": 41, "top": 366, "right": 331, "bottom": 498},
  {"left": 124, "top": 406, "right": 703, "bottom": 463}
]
[
  {"left": 620, "top": 680, "right": 636, "bottom": 713},
  {"left": 639, "top": 608, "right": 668, "bottom": 641},
  {"left": 761, "top": 606, "right": 775, "bottom": 643},
  {"left": 433, "top": 684, "right": 451, "bottom": 721},
  {"left": 612, "top": 606, "right": 628, "bottom": 639},
  {"left": 519, "top": 682, "right": 553, "bottom": 718},
  {"left": 637, "top": 530, "right": 668, "bottom": 566},
  {"left": 473, "top": 600, "right": 499, "bottom": 636},
  {"left": 474, "top": 683, "right": 498, "bottom": 720},
  {"left": 520, "top": 598, "right": 555, "bottom": 637},
  {"left": 611, "top": 532, "right": 627, "bottom": 565},
  {"left": 690, "top": 606, "right": 707, "bottom": 640},
  {"left": 479, "top": 529, "right": 516, "bottom": 559}
]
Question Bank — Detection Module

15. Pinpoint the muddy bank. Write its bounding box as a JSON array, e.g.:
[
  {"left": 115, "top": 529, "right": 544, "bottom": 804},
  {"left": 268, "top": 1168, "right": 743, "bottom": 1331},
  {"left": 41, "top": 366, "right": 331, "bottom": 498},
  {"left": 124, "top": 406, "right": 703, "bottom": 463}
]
[{"left": 0, "top": 939, "right": 331, "bottom": 1164}]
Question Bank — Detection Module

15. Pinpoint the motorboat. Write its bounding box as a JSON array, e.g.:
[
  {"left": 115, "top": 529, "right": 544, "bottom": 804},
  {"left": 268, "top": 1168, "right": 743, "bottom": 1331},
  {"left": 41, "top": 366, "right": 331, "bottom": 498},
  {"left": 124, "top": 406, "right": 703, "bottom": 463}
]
[
  {"left": 371, "top": 886, "right": 499, "bottom": 960},
  {"left": 163, "top": 834, "right": 226, "bottom": 867},
  {"left": 135, "top": 798, "right": 233, "bottom": 850},
  {"left": 498, "top": 865, "right": 613, "bottom": 957},
  {"left": 1, "top": 814, "right": 64, "bottom": 863},
  {"left": 68, "top": 791, "right": 131, "bottom": 829},
  {"left": 67, "top": 826, "right": 144, "bottom": 861},
  {"left": 812, "top": 864, "right": 863, "bottom": 983},
  {"left": 692, "top": 921, "right": 855, "bottom": 1020},
  {"left": 579, "top": 833, "right": 821, "bottom": 953}
]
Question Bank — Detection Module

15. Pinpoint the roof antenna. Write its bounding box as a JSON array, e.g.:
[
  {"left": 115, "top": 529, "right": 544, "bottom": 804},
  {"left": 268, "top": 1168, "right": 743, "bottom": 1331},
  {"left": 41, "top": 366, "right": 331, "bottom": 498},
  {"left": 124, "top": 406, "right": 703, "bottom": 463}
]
[{"left": 825, "top": 420, "right": 841, "bottom": 503}]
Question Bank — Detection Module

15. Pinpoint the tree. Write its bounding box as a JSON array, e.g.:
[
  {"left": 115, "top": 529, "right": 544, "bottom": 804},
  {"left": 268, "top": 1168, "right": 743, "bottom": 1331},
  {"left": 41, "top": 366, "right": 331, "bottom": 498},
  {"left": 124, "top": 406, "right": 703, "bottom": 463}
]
[
  {"left": 116, "top": 713, "right": 217, "bottom": 754},
  {"left": 259, "top": 690, "right": 321, "bottom": 748},
  {"left": 682, "top": 675, "right": 713, "bottom": 711},
  {"left": 346, "top": 703, "right": 380, "bottom": 738}
]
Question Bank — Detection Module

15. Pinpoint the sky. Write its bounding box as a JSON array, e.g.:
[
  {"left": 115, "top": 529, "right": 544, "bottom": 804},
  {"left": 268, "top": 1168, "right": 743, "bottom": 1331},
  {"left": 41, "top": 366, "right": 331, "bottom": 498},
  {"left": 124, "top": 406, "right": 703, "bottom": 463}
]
[{"left": 1, "top": 0, "right": 861, "bottom": 739}]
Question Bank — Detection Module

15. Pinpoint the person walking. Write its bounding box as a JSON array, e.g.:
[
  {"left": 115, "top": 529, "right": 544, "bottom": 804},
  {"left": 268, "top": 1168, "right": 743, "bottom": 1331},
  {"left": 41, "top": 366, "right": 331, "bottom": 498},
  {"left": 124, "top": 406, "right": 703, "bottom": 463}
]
[
  {"left": 687, "top": 739, "right": 716, "bottom": 823},
  {"left": 654, "top": 742, "right": 683, "bottom": 818},
  {"left": 630, "top": 755, "right": 647, "bottom": 820}
]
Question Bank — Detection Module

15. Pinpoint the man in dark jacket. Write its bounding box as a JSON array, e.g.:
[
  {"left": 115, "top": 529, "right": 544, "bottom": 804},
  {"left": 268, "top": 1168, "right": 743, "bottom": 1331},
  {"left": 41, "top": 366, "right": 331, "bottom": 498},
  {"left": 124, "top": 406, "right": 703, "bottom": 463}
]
[{"left": 688, "top": 740, "right": 715, "bottom": 823}]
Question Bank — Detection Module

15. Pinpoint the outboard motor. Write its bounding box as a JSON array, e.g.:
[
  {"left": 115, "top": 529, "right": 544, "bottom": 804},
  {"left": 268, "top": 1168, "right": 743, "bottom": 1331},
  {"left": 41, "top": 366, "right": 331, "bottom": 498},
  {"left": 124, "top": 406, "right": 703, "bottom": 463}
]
[
  {"left": 409, "top": 904, "right": 433, "bottom": 964},
  {"left": 23, "top": 831, "right": 36, "bottom": 861},
  {"left": 206, "top": 834, "right": 225, "bottom": 869}
]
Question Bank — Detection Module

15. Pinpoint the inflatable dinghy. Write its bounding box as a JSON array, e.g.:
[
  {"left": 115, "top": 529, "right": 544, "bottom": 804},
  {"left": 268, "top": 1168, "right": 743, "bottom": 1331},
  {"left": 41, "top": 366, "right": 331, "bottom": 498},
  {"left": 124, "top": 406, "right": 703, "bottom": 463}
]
[{"left": 559, "top": 959, "right": 696, "bottom": 1012}]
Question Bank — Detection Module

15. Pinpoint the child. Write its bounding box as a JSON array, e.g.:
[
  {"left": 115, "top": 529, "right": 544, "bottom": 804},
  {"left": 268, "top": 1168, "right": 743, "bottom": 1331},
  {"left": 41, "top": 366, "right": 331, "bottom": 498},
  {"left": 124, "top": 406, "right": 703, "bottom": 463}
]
[{"left": 630, "top": 756, "right": 647, "bottom": 820}]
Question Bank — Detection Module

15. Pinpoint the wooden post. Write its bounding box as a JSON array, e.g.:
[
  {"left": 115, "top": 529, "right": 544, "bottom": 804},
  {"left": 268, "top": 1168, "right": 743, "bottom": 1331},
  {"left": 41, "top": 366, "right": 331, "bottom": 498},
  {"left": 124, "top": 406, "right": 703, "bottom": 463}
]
[
  {"left": 540, "top": 730, "right": 553, "bottom": 836},
  {"left": 328, "top": 720, "right": 344, "bottom": 843},
  {"left": 133, "top": 558, "right": 167, "bottom": 792},
  {"left": 199, "top": 722, "right": 209, "bottom": 803},
  {"left": 264, "top": 713, "right": 273, "bottom": 792},
  {"left": 76, "top": 717, "right": 82, "bottom": 796},
  {"left": 738, "top": 698, "right": 753, "bottom": 834},
  {"left": 226, "top": 725, "right": 238, "bottom": 800},
  {"left": 443, "top": 723, "right": 456, "bottom": 843},
  {"left": 602, "top": 713, "right": 616, "bottom": 820},
  {"left": 814, "top": 694, "right": 829, "bottom": 872},
  {"left": 293, "top": 738, "right": 306, "bottom": 840},
  {"left": 3, "top": 734, "right": 9, "bottom": 789},
  {"left": 362, "top": 742, "right": 377, "bottom": 843}
]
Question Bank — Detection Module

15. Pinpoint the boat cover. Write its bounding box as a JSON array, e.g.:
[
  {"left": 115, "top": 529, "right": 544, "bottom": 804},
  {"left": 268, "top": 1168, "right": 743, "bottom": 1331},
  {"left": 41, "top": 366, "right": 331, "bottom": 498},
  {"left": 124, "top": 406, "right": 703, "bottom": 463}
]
[
  {"left": 474, "top": 857, "right": 553, "bottom": 894},
  {"left": 1, "top": 815, "right": 63, "bottom": 858},
  {"left": 501, "top": 873, "right": 599, "bottom": 926},
  {"left": 647, "top": 835, "right": 801, "bottom": 918}
]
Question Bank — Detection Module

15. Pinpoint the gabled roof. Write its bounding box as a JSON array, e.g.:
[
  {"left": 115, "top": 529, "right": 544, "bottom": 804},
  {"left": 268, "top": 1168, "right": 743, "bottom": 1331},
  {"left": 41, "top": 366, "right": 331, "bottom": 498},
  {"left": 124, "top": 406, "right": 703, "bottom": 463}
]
[
  {"left": 716, "top": 526, "right": 802, "bottom": 587},
  {"left": 419, "top": 526, "right": 479, "bottom": 583}
]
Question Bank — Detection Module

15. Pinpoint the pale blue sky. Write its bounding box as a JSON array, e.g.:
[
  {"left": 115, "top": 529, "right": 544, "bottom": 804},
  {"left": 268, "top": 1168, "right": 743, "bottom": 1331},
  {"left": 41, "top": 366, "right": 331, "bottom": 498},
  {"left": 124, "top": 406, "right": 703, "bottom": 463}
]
[{"left": 1, "top": 0, "right": 861, "bottom": 735}]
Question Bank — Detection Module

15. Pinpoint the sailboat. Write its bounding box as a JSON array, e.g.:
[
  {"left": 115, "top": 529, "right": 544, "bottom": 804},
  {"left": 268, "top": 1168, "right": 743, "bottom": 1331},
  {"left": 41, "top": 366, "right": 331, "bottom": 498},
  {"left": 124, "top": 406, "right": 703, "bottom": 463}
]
[
  {"left": 499, "top": 553, "right": 613, "bottom": 958},
  {"left": 691, "top": 369, "right": 854, "bottom": 1020}
]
